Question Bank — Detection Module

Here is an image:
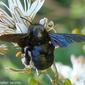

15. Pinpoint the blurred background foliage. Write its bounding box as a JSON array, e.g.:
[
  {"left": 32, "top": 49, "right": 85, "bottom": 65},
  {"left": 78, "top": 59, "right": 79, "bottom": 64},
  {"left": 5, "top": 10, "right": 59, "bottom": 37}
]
[{"left": 0, "top": 0, "right": 85, "bottom": 85}]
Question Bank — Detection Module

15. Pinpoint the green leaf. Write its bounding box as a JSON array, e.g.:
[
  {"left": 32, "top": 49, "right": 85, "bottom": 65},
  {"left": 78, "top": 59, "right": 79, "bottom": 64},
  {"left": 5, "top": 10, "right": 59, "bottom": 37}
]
[{"left": 64, "top": 79, "right": 72, "bottom": 85}]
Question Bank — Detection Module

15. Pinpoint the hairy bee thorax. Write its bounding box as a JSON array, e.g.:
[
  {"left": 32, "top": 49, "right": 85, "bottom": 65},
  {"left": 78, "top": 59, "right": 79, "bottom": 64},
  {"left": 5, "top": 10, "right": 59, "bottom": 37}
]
[{"left": 29, "top": 24, "right": 51, "bottom": 44}]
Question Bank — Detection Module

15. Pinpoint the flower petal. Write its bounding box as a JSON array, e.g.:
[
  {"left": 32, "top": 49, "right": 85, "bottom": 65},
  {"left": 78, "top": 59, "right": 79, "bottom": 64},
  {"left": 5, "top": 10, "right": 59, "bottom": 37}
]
[
  {"left": 15, "top": 23, "right": 28, "bottom": 33},
  {"left": 15, "top": 0, "right": 24, "bottom": 13},
  {"left": 27, "top": 0, "right": 45, "bottom": 20}
]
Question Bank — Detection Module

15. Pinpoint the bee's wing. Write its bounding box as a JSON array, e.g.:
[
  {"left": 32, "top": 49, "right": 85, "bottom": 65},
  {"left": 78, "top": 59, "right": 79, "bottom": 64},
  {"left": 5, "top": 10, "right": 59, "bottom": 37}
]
[
  {"left": 49, "top": 33, "right": 85, "bottom": 47},
  {"left": 0, "top": 34, "right": 27, "bottom": 43}
]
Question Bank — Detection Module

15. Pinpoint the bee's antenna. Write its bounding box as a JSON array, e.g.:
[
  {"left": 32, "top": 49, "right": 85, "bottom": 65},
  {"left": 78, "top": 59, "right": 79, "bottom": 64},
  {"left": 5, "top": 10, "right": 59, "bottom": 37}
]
[{"left": 20, "top": 16, "right": 32, "bottom": 25}]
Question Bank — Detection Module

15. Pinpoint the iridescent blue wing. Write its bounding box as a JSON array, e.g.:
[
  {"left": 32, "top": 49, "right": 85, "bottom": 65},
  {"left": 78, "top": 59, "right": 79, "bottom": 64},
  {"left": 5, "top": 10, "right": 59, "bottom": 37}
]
[{"left": 49, "top": 33, "right": 85, "bottom": 47}]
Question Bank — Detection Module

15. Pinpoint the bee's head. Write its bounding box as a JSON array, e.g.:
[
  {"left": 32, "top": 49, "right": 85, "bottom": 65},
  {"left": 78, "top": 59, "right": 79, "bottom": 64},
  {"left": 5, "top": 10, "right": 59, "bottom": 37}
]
[
  {"left": 30, "top": 24, "right": 50, "bottom": 43},
  {"left": 31, "top": 24, "right": 46, "bottom": 38}
]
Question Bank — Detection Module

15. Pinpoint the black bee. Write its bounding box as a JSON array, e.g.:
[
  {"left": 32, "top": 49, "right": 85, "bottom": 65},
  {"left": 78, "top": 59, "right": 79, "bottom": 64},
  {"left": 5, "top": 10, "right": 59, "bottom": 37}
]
[
  {"left": 1, "top": 21, "right": 85, "bottom": 85},
  {"left": 0, "top": 24, "right": 85, "bottom": 71}
]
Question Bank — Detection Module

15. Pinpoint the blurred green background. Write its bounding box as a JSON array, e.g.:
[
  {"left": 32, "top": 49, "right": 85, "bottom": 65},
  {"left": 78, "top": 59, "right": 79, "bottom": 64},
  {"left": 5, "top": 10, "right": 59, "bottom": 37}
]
[{"left": 0, "top": 0, "right": 85, "bottom": 85}]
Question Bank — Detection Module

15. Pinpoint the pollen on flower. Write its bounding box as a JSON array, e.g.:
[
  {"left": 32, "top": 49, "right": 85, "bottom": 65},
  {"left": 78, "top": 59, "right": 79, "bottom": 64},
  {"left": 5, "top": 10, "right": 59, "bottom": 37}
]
[
  {"left": 16, "top": 51, "right": 23, "bottom": 57},
  {"left": 0, "top": 44, "right": 7, "bottom": 55}
]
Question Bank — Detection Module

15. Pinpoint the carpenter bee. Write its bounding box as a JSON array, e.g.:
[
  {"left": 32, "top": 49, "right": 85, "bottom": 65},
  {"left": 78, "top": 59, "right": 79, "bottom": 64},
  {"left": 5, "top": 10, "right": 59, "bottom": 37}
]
[
  {"left": 0, "top": 0, "right": 85, "bottom": 84},
  {"left": 1, "top": 20, "right": 85, "bottom": 85},
  {"left": 1, "top": 22, "right": 85, "bottom": 70}
]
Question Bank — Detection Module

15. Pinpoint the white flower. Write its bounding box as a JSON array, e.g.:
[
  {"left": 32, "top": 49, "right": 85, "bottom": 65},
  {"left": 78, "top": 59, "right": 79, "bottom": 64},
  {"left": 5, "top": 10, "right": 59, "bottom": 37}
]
[
  {"left": 54, "top": 55, "right": 85, "bottom": 85},
  {"left": 56, "top": 55, "right": 85, "bottom": 85},
  {"left": 0, "top": 0, "right": 45, "bottom": 34},
  {"left": 54, "top": 63, "right": 72, "bottom": 79},
  {"left": 70, "top": 55, "right": 85, "bottom": 85}
]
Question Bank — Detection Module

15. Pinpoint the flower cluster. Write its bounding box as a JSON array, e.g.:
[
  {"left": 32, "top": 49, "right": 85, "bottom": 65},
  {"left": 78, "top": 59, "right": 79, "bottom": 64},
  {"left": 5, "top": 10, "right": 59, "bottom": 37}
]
[
  {"left": 0, "top": 0, "right": 45, "bottom": 34},
  {"left": 55, "top": 55, "right": 85, "bottom": 85}
]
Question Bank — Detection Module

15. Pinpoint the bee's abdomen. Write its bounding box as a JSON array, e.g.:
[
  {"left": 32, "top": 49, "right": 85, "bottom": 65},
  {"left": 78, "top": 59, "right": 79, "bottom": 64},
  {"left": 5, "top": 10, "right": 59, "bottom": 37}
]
[
  {"left": 34, "top": 54, "right": 54, "bottom": 70},
  {"left": 31, "top": 44, "right": 54, "bottom": 70}
]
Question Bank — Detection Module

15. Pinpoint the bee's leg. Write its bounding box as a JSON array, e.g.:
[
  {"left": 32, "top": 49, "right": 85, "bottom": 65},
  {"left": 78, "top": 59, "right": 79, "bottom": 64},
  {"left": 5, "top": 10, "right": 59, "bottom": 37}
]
[
  {"left": 24, "top": 47, "right": 31, "bottom": 65},
  {"left": 8, "top": 47, "right": 33, "bottom": 73},
  {"left": 51, "top": 63, "right": 58, "bottom": 85},
  {"left": 5, "top": 58, "right": 33, "bottom": 74},
  {"left": 21, "top": 57, "right": 31, "bottom": 68},
  {"left": 16, "top": 47, "right": 31, "bottom": 65},
  {"left": 46, "top": 63, "right": 58, "bottom": 85},
  {"left": 5, "top": 67, "right": 32, "bottom": 73}
]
